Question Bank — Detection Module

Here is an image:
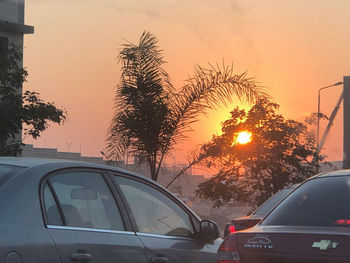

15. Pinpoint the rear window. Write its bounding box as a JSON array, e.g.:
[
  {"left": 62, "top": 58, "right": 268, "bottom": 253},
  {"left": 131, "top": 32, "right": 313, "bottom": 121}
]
[
  {"left": 262, "top": 176, "right": 350, "bottom": 227},
  {"left": 0, "top": 164, "right": 23, "bottom": 185},
  {"left": 253, "top": 188, "right": 293, "bottom": 217}
]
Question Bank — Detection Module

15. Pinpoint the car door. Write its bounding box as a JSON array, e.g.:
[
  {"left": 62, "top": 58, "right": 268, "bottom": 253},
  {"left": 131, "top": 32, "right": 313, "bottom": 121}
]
[
  {"left": 111, "top": 173, "right": 220, "bottom": 263},
  {"left": 42, "top": 169, "right": 147, "bottom": 263}
]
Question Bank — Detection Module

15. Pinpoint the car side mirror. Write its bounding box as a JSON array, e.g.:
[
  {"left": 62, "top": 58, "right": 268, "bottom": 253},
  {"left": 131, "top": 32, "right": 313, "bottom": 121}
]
[{"left": 199, "top": 220, "right": 220, "bottom": 243}]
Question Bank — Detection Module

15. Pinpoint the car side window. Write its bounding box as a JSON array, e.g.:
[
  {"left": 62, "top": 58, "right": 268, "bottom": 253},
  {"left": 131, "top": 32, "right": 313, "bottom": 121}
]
[
  {"left": 43, "top": 183, "right": 63, "bottom": 226},
  {"left": 45, "top": 171, "right": 125, "bottom": 231},
  {"left": 114, "top": 176, "right": 195, "bottom": 238}
]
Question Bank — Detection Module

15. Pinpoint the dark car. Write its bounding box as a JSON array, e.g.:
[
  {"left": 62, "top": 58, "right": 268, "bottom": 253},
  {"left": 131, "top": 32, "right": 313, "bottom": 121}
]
[
  {"left": 223, "top": 184, "right": 298, "bottom": 237},
  {"left": 217, "top": 170, "right": 350, "bottom": 263},
  {"left": 0, "top": 157, "right": 222, "bottom": 263}
]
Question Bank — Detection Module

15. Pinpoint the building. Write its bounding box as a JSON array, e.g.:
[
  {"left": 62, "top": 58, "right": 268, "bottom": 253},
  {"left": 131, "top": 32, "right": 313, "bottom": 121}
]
[
  {"left": 22, "top": 144, "right": 105, "bottom": 164},
  {"left": 0, "top": 0, "right": 34, "bottom": 55},
  {"left": 0, "top": 0, "right": 34, "bottom": 145}
]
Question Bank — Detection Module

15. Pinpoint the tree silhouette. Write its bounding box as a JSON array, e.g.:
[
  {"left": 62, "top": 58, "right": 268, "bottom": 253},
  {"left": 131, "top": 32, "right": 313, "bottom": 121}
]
[
  {"left": 196, "top": 99, "right": 319, "bottom": 207},
  {"left": 106, "top": 31, "right": 267, "bottom": 182},
  {"left": 0, "top": 47, "right": 66, "bottom": 156}
]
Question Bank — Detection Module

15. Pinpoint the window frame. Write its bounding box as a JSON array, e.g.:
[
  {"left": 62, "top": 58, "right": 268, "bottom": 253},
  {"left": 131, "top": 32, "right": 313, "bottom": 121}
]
[
  {"left": 39, "top": 167, "right": 133, "bottom": 232},
  {"left": 108, "top": 171, "right": 200, "bottom": 239}
]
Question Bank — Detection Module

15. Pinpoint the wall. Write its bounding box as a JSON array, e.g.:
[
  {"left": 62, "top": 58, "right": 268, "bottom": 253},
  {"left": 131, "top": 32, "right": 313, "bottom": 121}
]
[{"left": 0, "top": 0, "right": 24, "bottom": 24}]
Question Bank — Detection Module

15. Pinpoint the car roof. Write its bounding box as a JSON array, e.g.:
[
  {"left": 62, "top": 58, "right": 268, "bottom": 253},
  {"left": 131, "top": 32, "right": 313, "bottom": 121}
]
[
  {"left": 284, "top": 183, "right": 299, "bottom": 189},
  {"left": 0, "top": 157, "right": 80, "bottom": 168},
  {"left": 0, "top": 157, "right": 149, "bottom": 182},
  {"left": 313, "top": 169, "right": 350, "bottom": 178}
]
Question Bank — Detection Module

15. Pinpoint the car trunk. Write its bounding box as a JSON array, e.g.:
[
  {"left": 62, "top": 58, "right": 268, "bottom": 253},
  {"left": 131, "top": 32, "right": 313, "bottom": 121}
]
[
  {"left": 233, "top": 216, "right": 262, "bottom": 231},
  {"left": 236, "top": 226, "right": 350, "bottom": 263}
]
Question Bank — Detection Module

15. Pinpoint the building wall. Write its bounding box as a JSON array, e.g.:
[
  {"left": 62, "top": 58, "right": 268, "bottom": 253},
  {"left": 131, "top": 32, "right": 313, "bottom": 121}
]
[
  {"left": 0, "top": 30, "right": 23, "bottom": 47},
  {"left": 0, "top": 0, "right": 26, "bottom": 46},
  {"left": 0, "top": 0, "right": 25, "bottom": 24},
  {"left": 22, "top": 144, "right": 105, "bottom": 164}
]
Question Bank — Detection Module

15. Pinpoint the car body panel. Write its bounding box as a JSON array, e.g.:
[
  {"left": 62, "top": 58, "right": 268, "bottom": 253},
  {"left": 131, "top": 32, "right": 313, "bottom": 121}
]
[
  {"left": 236, "top": 226, "right": 350, "bottom": 263},
  {"left": 0, "top": 160, "right": 63, "bottom": 263},
  {"left": 48, "top": 226, "right": 147, "bottom": 263},
  {"left": 0, "top": 224, "right": 61, "bottom": 263},
  {"left": 137, "top": 233, "right": 221, "bottom": 263}
]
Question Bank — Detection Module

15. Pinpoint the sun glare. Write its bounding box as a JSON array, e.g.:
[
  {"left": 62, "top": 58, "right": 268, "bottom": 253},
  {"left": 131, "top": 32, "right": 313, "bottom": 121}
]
[{"left": 236, "top": 131, "right": 252, "bottom": 145}]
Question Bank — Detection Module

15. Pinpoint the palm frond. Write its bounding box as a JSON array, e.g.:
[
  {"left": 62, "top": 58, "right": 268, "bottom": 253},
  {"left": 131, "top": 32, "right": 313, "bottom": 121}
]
[
  {"left": 106, "top": 31, "right": 174, "bottom": 164},
  {"left": 166, "top": 63, "right": 268, "bottom": 150},
  {"left": 106, "top": 32, "right": 269, "bottom": 182}
]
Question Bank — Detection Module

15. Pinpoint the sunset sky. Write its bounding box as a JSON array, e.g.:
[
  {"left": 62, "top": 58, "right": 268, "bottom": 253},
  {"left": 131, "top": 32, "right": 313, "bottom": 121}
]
[{"left": 23, "top": 0, "right": 350, "bottom": 163}]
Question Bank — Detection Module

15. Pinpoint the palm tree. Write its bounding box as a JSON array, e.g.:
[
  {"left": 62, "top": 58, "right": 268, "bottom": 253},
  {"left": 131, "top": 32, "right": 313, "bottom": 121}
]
[{"left": 106, "top": 31, "right": 267, "bottom": 182}]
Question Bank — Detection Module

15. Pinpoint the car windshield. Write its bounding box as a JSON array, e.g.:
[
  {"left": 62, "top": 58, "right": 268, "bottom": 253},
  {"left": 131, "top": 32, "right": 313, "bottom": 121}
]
[
  {"left": 0, "top": 164, "right": 23, "bottom": 185},
  {"left": 262, "top": 176, "right": 350, "bottom": 227},
  {"left": 253, "top": 188, "right": 293, "bottom": 217}
]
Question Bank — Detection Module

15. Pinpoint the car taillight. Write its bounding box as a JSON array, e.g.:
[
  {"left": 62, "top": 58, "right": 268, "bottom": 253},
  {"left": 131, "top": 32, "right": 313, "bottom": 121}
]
[
  {"left": 228, "top": 225, "right": 236, "bottom": 233},
  {"left": 224, "top": 223, "right": 236, "bottom": 237},
  {"left": 217, "top": 233, "right": 240, "bottom": 263},
  {"left": 335, "top": 219, "right": 350, "bottom": 225}
]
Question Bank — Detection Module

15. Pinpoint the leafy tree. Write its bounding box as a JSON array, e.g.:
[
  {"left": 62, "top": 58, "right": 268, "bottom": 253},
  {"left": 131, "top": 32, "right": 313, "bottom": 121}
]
[
  {"left": 196, "top": 99, "right": 319, "bottom": 207},
  {"left": 106, "top": 31, "right": 267, "bottom": 182},
  {"left": 0, "top": 46, "right": 66, "bottom": 156}
]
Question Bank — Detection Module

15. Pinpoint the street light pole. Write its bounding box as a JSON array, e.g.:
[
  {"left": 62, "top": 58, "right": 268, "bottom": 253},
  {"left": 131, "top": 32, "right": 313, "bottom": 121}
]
[{"left": 316, "top": 81, "right": 343, "bottom": 172}]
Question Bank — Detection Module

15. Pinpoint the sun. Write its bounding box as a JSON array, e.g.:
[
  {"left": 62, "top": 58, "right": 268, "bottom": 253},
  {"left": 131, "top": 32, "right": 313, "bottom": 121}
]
[{"left": 236, "top": 131, "right": 252, "bottom": 144}]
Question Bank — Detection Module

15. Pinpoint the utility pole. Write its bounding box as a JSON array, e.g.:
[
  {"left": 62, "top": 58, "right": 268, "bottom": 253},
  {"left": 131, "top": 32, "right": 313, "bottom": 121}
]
[
  {"left": 343, "top": 76, "right": 350, "bottom": 169},
  {"left": 316, "top": 81, "right": 343, "bottom": 172}
]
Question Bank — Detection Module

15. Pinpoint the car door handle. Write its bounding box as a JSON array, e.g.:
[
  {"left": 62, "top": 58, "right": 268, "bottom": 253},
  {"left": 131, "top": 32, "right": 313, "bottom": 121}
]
[
  {"left": 150, "top": 256, "right": 169, "bottom": 263},
  {"left": 70, "top": 252, "right": 93, "bottom": 262}
]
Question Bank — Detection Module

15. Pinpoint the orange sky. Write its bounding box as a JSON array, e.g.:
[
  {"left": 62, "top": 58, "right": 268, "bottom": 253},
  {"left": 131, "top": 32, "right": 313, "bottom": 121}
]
[{"left": 23, "top": 0, "right": 350, "bottom": 163}]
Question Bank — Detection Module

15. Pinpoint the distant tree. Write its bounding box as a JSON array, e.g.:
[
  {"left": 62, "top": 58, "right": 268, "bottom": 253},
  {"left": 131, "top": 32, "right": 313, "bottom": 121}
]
[
  {"left": 106, "top": 31, "right": 267, "bottom": 182},
  {"left": 0, "top": 47, "right": 66, "bottom": 156},
  {"left": 196, "top": 99, "right": 319, "bottom": 207}
]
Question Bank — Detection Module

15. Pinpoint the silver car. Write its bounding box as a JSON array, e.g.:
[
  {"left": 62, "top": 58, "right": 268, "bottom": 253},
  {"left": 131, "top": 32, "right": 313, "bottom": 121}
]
[{"left": 0, "top": 157, "right": 221, "bottom": 263}]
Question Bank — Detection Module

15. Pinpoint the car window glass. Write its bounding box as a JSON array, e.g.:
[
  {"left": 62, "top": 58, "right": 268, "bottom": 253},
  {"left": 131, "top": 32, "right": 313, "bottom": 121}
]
[
  {"left": 48, "top": 171, "right": 125, "bottom": 231},
  {"left": 253, "top": 188, "right": 292, "bottom": 217},
  {"left": 43, "top": 183, "right": 63, "bottom": 226},
  {"left": 262, "top": 176, "right": 350, "bottom": 227},
  {"left": 115, "top": 176, "right": 194, "bottom": 238}
]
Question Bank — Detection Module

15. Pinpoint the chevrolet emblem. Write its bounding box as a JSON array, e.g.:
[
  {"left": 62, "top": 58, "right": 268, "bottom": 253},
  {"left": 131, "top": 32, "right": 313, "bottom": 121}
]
[{"left": 312, "top": 240, "right": 339, "bottom": 251}]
